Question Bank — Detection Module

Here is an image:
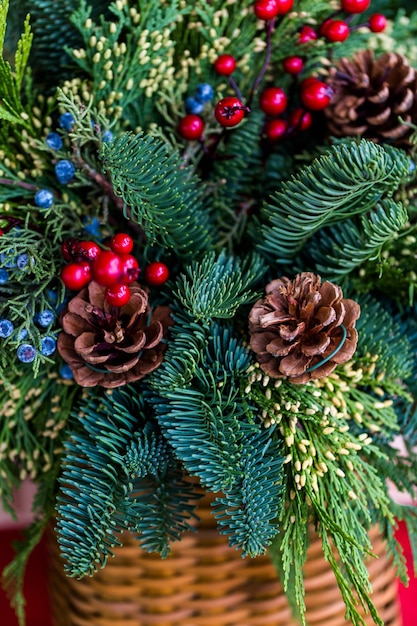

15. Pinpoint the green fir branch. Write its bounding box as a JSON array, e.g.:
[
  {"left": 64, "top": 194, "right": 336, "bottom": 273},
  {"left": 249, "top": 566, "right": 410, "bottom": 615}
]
[
  {"left": 354, "top": 295, "right": 415, "bottom": 384},
  {"left": 56, "top": 387, "right": 200, "bottom": 577},
  {"left": 311, "top": 198, "right": 409, "bottom": 281},
  {"left": 128, "top": 469, "right": 200, "bottom": 557},
  {"left": 174, "top": 250, "right": 265, "bottom": 323},
  {"left": 149, "top": 324, "right": 245, "bottom": 490},
  {"left": 149, "top": 320, "right": 285, "bottom": 554},
  {"left": 213, "top": 428, "right": 284, "bottom": 557},
  {"left": 56, "top": 388, "right": 142, "bottom": 577},
  {"left": 100, "top": 131, "right": 215, "bottom": 257},
  {"left": 257, "top": 139, "right": 412, "bottom": 263}
]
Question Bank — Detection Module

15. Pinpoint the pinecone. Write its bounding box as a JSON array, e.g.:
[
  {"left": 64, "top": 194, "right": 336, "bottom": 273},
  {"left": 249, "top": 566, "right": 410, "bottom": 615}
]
[
  {"left": 324, "top": 50, "right": 417, "bottom": 146},
  {"left": 57, "top": 281, "right": 172, "bottom": 388},
  {"left": 248, "top": 273, "right": 360, "bottom": 384}
]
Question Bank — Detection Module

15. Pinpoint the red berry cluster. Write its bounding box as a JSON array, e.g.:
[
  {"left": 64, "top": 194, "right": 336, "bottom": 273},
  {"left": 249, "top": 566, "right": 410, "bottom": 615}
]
[
  {"left": 317, "top": 1, "right": 386, "bottom": 43},
  {"left": 177, "top": 0, "right": 386, "bottom": 144},
  {"left": 60, "top": 233, "right": 139, "bottom": 307},
  {"left": 60, "top": 234, "right": 170, "bottom": 305},
  {"left": 254, "top": 0, "right": 294, "bottom": 21}
]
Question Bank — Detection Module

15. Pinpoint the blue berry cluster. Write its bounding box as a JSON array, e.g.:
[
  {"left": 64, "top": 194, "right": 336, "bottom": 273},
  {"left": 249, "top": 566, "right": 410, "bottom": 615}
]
[
  {"left": 42, "top": 112, "right": 77, "bottom": 187},
  {"left": 0, "top": 302, "right": 58, "bottom": 363},
  {"left": 185, "top": 83, "right": 214, "bottom": 115},
  {"left": 0, "top": 247, "right": 35, "bottom": 279}
]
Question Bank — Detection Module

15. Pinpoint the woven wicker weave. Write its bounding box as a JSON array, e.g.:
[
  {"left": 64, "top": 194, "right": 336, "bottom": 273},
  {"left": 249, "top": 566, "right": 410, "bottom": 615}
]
[{"left": 48, "top": 491, "right": 401, "bottom": 626}]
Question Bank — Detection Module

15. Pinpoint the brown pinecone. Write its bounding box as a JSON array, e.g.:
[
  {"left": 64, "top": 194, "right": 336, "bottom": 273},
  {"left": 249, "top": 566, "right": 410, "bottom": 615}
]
[
  {"left": 248, "top": 273, "right": 360, "bottom": 384},
  {"left": 57, "top": 281, "right": 172, "bottom": 388},
  {"left": 324, "top": 50, "right": 417, "bottom": 146}
]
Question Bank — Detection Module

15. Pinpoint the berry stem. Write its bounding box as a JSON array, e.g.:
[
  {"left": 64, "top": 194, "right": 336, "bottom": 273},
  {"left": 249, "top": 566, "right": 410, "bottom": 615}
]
[
  {"left": 248, "top": 19, "right": 275, "bottom": 107},
  {"left": 72, "top": 148, "right": 146, "bottom": 240},
  {"left": 73, "top": 149, "right": 124, "bottom": 211},
  {"left": 0, "top": 177, "right": 38, "bottom": 192},
  {"left": 228, "top": 75, "right": 244, "bottom": 102}
]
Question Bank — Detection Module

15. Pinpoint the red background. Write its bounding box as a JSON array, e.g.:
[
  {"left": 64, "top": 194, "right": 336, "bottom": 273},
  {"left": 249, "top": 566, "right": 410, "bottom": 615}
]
[{"left": 0, "top": 522, "right": 415, "bottom": 626}]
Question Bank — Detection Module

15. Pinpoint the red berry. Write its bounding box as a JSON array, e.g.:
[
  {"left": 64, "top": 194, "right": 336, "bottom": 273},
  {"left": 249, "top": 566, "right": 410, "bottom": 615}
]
[
  {"left": 144, "top": 261, "right": 169, "bottom": 286},
  {"left": 91, "top": 250, "right": 123, "bottom": 287},
  {"left": 105, "top": 284, "right": 131, "bottom": 307},
  {"left": 178, "top": 114, "right": 204, "bottom": 140},
  {"left": 259, "top": 87, "right": 288, "bottom": 116},
  {"left": 368, "top": 14, "right": 387, "bottom": 32},
  {"left": 75, "top": 240, "right": 102, "bottom": 262},
  {"left": 273, "top": 0, "right": 293, "bottom": 13},
  {"left": 61, "top": 240, "right": 73, "bottom": 262},
  {"left": 119, "top": 254, "right": 140, "bottom": 283},
  {"left": 322, "top": 19, "right": 350, "bottom": 42},
  {"left": 289, "top": 108, "right": 312, "bottom": 131},
  {"left": 213, "top": 54, "right": 237, "bottom": 76},
  {"left": 341, "top": 0, "right": 370, "bottom": 13},
  {"left": 298, "top": 25, "right": 317, "bottom": 44},
  {"left": 254, "top": 0, "right": 293, "bottom": 20},
  {"left": 214, "top": 96, "right": 246, "bottom": 128},
  {"left": 110, "top": 232, "right": 134, "bottom": 254},
  {"left": 301, "top": 80, "right": 333, "bottom": 111},
  {"left": 265, "top": 119, "right": 288, "bottom": 141},
  {"left": 61, "top": 262, "right": 91, "bottom": 291},
  {"left": 300, "top": 77, "right": 321, "bottom": 91},
  {"left": 282, "top": 56, "right": 304, "bottom": 74}
]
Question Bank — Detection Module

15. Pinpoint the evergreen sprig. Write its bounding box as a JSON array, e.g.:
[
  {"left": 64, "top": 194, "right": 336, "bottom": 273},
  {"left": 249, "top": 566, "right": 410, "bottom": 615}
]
[
  {"left": 354, "top": 295, "right": 415, "bottom": 384},
  {"left": 174, "top": 250, "right": 265, "bottom": 323},
  {"left": 149, "top": 320, "right": 285, "bottom": 555},
  {"left": 56, "top": 387, "right": 201, "bottom": 577},
  {"left": 257, "top": 139, "right": 412, "bottom": 263},
  {"left": 311, "top": 198, "right": 409, "bottom": 281},
  {"left": 0, "top": 0, "right": 32, "bottom": 127},
  {"left": 212, "top": 428, "right": 284, "bottom": 557},
  {"left": 248, "top": 363, "right": 411, "bottom": 626},
  {"left": 100, "top": 131, "right": 215, "bottom": 257}
]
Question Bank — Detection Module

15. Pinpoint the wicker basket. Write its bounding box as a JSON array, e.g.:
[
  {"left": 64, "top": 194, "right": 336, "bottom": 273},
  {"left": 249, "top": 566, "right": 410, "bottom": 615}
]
[{"left": 48, "top": 491, "right": 401, "bottom": 626}]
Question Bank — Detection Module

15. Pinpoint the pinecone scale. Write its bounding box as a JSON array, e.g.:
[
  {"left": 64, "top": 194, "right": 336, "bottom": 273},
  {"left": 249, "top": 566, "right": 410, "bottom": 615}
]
[
  {"left": 57, "top": 281, "right": 172, "bottom": 388},
  {"left": 249, "top": 273, "right": 360, "bottom": 384},
  {"left": 325, "top": 51, "right": 417, "bottom": 146}
]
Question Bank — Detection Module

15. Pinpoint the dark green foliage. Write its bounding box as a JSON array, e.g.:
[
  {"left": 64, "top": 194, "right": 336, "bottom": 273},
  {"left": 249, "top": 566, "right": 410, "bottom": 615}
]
[
  {"left": 56, "top": 387, "right": 201, "bottom": 577},
  {"left": 149, "top": 319, "right": 285, "bottom": 556},
  {"left": 100, "top": 132, "right": 215, "bottom": 258},
  {"left": 212, "top": 429, "right": 283, "bottom": 556},
  {"left": 309, "top": 199, "right": 409, "bottom": 282},
  {"left": 174, "top": 250, "right": 265, "bottom": 322},
  {"left": 8, "top": 0, "right": 111, "bottom": 88},
  {"left": 257, "top": 139, "right": 412, "bottom": 264},
  {"left": 207, "top": 111, "right": 265, "bottom": 250},
  {"left": 128, "top": 468, "right": 200, "bottom": 556},
  {"left": 0, "top": 0, "right": 33, "bottom": 125},
  {"left": 354, "top": 295, "right": 415, "bottom": 384}
]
